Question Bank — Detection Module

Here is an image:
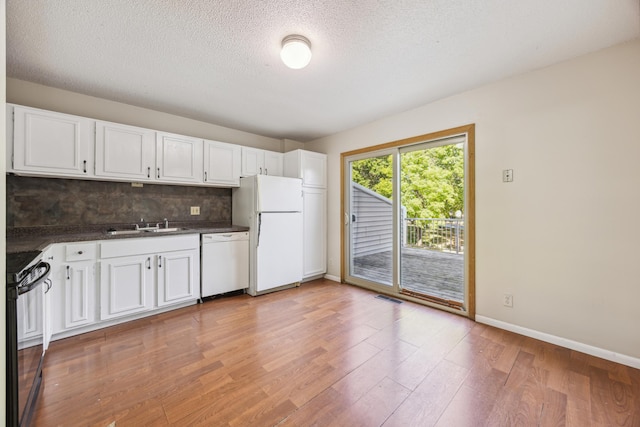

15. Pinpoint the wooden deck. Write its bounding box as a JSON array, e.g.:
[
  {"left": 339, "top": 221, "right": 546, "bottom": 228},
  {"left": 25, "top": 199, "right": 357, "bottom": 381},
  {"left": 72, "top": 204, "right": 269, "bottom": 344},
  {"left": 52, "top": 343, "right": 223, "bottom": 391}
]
[{"left": 352, "top": 247, "right": 464, "bottom": 302}]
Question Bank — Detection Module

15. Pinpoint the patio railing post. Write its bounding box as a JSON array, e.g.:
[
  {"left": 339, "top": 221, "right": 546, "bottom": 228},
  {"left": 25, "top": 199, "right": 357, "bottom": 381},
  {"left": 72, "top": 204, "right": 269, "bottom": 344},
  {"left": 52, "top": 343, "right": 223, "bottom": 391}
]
[{"left": 404, "top": 217, "right": 464, "bottom": 255}]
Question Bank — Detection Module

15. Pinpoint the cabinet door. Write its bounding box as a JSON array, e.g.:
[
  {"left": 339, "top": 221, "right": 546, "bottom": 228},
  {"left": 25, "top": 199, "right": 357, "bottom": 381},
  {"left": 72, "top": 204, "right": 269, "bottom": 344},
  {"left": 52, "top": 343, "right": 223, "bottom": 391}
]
[
  {"left": 284, "top": 150, "right": 327, "bottom": 188},
  {"left": 95, "top": 121, "right": 156, "bottom": 181},
  {"left": 264, "top": 151, "right": 284, "bottom": 176},
  {"left": 100, "top": 255, "right": 154, "bottom": 320},
  {"left": 43, "top": 275, "right": 53, "bottom": 350},
  {"left": 203, "top": 140, "right": 241, "bottom": 186},
  {"left": 12, "top": 105, "right": 92, "bottom": 177},
  {"left": 156, "top": 132, "right": 203, "bottom": 183},
  {"left": 241, "top": 146, "right": 264, "bottom": 176},
  {"left": 300, "top": 151, "right": 327, "bottom": 188},
  {"left": 303, "top": 188, "right": 327, "bottom": 278},
  {"left": 156, "top": 249, "right": 198, "bottom": 307},
  {"left": 63, "top": 261, "right": 96, "bottom": 330}
]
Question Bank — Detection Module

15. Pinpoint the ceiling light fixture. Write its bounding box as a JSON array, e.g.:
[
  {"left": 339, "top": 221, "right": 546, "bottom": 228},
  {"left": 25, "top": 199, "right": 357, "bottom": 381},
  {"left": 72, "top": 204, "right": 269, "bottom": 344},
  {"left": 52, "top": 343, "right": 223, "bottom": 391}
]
[{"left": 280, "top": 35, "right": 312, "bottom": 69}]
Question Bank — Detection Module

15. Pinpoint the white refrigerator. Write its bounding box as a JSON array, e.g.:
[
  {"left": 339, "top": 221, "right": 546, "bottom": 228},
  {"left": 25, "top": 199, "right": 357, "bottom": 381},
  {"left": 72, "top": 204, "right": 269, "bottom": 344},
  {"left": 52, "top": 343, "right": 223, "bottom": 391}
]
[{"left": 232, "top": 175, "right": 303, "bottom": 295}]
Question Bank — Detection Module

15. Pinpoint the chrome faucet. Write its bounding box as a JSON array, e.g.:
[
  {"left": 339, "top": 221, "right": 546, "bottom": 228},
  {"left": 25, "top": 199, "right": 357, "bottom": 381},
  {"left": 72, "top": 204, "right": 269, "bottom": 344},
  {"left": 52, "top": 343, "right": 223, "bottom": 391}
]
[{"left": 164, "top": 218, "right": 169, "bottom": 228}]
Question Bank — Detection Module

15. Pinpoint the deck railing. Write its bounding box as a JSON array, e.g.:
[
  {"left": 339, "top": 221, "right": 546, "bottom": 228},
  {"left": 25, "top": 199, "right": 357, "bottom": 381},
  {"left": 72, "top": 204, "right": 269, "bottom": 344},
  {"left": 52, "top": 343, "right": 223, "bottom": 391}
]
[{"left": 403, "top": 218, "right": 464, "bottom": 254}]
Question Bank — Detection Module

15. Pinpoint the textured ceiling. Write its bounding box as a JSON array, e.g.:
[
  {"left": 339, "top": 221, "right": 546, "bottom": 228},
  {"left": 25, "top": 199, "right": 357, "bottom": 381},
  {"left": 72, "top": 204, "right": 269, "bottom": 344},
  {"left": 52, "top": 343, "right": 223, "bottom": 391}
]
[{"left": 6, "top": 1, "right": 640, "bottom": 142}]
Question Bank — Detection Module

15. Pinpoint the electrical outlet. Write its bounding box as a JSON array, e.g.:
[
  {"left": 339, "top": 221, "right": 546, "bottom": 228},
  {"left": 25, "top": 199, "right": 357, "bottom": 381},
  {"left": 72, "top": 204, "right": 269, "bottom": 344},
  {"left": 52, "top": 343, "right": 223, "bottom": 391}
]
[
  {"left": 503, "top": 294, "right": 513, "bottom": 307},
  {"left": 190, "top": 206, "right": 200, "bottom": 215},
  {"left": 502, "top": 169, "right": 514, "bottom": 182}
]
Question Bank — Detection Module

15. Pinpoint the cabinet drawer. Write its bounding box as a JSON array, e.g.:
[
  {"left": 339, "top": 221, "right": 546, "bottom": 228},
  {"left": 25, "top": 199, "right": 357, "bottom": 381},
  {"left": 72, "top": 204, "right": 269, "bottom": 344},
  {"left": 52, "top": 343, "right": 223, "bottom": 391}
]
[
  {"left": 100, "top": 234, "right": 199, "bottom": 258},
  {"left": 202, "top": 232, "right": 249, "bottom": 242},
  {"left": 65, "top": 243, "right": 96, "bottom": 262}
]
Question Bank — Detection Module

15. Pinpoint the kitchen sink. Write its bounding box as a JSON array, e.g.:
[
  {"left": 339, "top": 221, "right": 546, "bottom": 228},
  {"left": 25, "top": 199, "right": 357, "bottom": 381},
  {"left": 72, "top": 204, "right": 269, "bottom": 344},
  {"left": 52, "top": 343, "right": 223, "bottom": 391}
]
[
  {"left": 106, "top": 229, "right": 142, "bottom": 236},
  {"left": 143, "top": 227, "right": 183, "bottom": 233},
  {"left": 106, "top": 227, "right": 185, "bottom": 235}
]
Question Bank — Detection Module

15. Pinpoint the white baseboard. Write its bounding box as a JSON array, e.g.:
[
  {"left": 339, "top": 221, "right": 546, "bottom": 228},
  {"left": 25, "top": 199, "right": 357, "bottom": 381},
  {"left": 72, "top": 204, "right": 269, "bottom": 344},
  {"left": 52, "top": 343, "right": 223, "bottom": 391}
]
[
  {"left": 476, "top": 315, "right": 640, "bottom": 370},
  {"left": 324, "top": 274, "right": 341, "bottom": 283}
]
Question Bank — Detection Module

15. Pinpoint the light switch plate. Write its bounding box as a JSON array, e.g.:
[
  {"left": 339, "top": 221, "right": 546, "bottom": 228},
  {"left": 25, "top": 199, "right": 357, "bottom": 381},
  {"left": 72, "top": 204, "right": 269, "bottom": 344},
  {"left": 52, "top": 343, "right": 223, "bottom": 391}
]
[
  {"left": 502, "top": 169, "right": 514, "bottom": 182},
  {"left": 190, "top": 206, "right": 200, "bottom": 215}
]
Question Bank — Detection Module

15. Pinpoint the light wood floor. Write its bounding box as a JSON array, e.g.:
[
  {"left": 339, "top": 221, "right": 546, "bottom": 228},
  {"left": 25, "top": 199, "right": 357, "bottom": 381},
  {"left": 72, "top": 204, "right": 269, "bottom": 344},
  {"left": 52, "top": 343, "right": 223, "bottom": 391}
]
[{"left": 34, "top": 279, "right": 639, "bottom": 426}]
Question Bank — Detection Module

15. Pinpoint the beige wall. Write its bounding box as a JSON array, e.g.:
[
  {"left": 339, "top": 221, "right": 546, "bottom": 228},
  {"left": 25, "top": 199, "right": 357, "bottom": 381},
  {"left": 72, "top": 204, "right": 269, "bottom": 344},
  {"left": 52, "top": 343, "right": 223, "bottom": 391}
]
[
  {"left": 1, "top": 0, "right": 7, "bottom": 419},
  {"left": 6, "top": 78, "right": 285, "bottom": 151},
  {"left": 307, "top": 39, "right": 640, "bottom": 362}
]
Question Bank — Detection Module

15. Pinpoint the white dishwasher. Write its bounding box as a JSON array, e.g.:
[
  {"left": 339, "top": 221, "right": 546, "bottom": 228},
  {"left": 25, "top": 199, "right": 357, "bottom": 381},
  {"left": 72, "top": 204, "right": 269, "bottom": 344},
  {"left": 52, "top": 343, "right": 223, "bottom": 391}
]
[{"left": 201, "top": 232, "right": 249, "bottom": 298}]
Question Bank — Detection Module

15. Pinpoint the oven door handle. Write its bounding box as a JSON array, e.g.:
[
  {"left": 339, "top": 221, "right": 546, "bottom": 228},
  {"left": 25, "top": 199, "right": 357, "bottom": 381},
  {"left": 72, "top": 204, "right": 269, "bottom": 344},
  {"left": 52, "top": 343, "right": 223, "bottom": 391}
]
[{"left": 18, "top": 261, "right": 51, "bottom": 295}]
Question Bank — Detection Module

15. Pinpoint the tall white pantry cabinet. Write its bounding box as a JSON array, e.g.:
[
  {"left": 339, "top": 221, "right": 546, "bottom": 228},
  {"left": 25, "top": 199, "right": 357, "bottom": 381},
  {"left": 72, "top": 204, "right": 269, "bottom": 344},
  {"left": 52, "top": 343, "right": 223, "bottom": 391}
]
[{"left": 284, "top": 149, "right": 327, "bottom": 280}]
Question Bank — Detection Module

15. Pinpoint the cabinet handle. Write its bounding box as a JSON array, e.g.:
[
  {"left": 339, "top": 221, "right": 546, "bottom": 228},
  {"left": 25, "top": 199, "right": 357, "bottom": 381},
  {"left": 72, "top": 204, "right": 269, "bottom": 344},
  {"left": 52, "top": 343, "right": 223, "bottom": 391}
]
[
  {"left": 77, "top": 250, "right": 83, "bottom": 255},
  {"left": 66, "top": 265, "right": 70, "bottom": 280},
  {"left": 147, "top": 257, "right": 151, "bottom": 270},
  {"left": 265, "top": 168, "right": 268, "bottom": 175},
  {"left": 83, "top": 160, "right": 87, "bottom": 173},
  {"left": 157, "top": 168, "right": 160, "bottom": 179},
  {"left": 147, "top": 167, "right": 151, "bottom": 178},
  {"left": 158, "top": 255, "right": 162, "bottom": 268},
  {"left": 259, "top": 167, "right": 263, "bottom": 175},
  {"left": 204, "top": 171, "right": 207, "bottom": 181}
]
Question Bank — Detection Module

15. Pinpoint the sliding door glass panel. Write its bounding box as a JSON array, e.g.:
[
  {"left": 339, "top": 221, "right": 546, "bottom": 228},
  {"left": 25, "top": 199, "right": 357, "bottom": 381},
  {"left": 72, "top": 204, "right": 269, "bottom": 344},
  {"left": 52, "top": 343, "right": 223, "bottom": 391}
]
[
  {"left": 348, "top": 154, "right": 394, "bottom": 287},
  {"left": 399, "top": 140, "right": 465, "bottom": 308}
]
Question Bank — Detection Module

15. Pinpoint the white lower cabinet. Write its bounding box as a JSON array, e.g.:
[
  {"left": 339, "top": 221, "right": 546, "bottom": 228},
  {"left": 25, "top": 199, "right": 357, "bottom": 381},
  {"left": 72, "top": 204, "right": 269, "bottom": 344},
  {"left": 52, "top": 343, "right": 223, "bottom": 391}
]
[
  {"left": 48, "top": 243, "right": 99, "bottom": 335},
  {"left": 156, "top": 249, "right": 198, "bottom": 307},
  {"left": 99, "top": 234, "right": 200, "bottom": 320},
  {"left": 302, "top": 188, "right": 327, "bottom": 279},
  {"left": 100, "top": 254, "right": 154, "bottom": 321},
  {"left": 64, "top": 260, "right": 97, "bottom": 329},
  {"left": 46, "top": 234, "right": 199, "bottom": 339}
]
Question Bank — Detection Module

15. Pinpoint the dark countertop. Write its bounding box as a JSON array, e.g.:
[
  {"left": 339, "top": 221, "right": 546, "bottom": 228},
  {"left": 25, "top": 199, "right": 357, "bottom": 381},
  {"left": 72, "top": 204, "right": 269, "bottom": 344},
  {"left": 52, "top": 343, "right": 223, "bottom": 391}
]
[{"left": 6, "top": 222, "right": 250, "bottom": 255}]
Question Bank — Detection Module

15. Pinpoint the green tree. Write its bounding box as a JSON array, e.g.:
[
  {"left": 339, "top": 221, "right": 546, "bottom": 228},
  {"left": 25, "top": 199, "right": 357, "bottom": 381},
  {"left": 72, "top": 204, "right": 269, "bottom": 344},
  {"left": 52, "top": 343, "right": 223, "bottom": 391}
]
[
  {"left": 351, "top": 144, "right": 464, "bottom": 219},
  {"left": 351, "top": 155, "right": 393, "bottom": 198}
]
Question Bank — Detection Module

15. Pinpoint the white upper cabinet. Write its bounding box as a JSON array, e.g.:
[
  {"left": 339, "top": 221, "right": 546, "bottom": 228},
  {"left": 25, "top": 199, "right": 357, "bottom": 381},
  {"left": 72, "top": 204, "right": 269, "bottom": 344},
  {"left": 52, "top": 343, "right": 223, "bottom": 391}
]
[
  {"left": 284, "top": 149, "right": 327, "bottom": 188},
  {"left": 156, "top": 132, "right": 203, "bottom": 183},
  {"left": 264, "top": 151, "right": 284, "bottom": 177},
  {"left": 11, "top": 105, "right": 93, "bottom": 177},
  {"left": 241, "top": 147, "right": 262, "bottom": 176},
  {"left": 203, "top": 139, "right": 241, "bottom": 187},
  {"left": 241, "top": 147, "right": 283, "bottom": 177},
  {"left": 7, "top": 103, "right": 295, "bottom": 188},
  {"left": 95, "top": 121, "right": 156, "bottom": 181}
]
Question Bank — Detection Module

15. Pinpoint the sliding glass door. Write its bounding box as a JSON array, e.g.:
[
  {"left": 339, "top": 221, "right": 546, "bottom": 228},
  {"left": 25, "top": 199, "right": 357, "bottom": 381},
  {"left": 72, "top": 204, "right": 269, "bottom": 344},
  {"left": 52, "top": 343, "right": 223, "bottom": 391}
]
[
  {"left": 342, "top": 126, "right": 474, "bottom": 317},
  {"left": 398, "top": 139, "right": 465, "bottom": 309},
  {"left": 346, "top": 151, "right": 395, "bottom": 288}
]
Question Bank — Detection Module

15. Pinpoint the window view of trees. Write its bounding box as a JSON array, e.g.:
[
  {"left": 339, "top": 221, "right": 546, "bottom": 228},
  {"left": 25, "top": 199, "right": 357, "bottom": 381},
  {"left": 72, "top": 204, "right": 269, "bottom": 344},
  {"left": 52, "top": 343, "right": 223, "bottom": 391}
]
[{"left": 351, "top": 144, "right": 464, "bottom": 219}]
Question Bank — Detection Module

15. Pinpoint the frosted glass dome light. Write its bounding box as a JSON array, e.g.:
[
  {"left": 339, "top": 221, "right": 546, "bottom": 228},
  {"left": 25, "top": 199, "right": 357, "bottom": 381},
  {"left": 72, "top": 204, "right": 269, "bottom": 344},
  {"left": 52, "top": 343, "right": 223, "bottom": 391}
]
[{"left": 280, "top": 35, "right": 312, "bottom": 69}]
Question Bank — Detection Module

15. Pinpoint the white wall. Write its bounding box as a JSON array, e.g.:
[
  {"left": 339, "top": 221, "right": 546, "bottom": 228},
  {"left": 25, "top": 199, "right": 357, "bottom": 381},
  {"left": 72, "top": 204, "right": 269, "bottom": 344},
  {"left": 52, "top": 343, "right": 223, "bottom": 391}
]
[
  {"left": 307, "top": 39, "right": 640, "bottom": 362},
  {"left": 6, "top": 78, "right": 284, "bottom": 151}
]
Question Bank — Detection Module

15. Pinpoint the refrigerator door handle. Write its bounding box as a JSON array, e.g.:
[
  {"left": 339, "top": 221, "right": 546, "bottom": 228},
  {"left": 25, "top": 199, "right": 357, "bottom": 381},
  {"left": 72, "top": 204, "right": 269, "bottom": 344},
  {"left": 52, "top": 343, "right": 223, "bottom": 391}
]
[{"left": 257, "top": 213, "right": 262, "bottom": 247}]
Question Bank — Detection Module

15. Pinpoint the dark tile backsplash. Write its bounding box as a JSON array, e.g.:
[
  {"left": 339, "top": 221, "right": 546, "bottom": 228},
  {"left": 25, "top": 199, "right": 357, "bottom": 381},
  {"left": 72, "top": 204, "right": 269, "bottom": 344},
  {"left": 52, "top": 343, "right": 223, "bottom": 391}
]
[{"left": 6, "top": 175, "right": 232, "bottom": 228}]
